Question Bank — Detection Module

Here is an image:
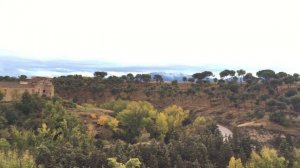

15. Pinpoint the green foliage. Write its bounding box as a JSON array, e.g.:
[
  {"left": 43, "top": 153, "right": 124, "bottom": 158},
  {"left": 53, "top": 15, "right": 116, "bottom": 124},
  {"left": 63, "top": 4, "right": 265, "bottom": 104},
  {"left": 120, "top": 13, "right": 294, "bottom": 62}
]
[
  {"left": 0, "top": 150, "right": 41, "bottom": 168},
  {"left": 294, "top": 148, "right": 300, "bottom": 168},
  {"left": 155, "top": 113, "right": 169, "bottom": 138},
  {"left": 256, "top": 69, "right": 276, "bottom": 80},
  {"left": 290, "top": 95, "right": 300, "bottom": 112},
  {"left": 228, "top": 157, "right": 244, "bottom": 168},
  {"left": 237, "top": 69, "right": 246, "bottom": 76},
  {"left": 220, "top": 69, "right": 236, "bottom": 78},
  {"left": 266, "top": 99, "right": 287, "bottom": 112},
  {"left": 94, "top": 71, "right": 108, "bottom": 79},
  {"left": 117, "top": 101, "right": 157, "bottom": 142},
  {"left": 285, "top": 89, "right": 298, "bottom": 97},
  {"left": 108, "top": 158, "right": 141, "bottom": 168},
  {"left": 0, "top": 90, "right": 4, "bottom": 101},
  {"left": 0, "top": 138, "right": 10, "bottom": 151},
  {"left": 153, "top": 74, "right": 163, "bottom": 83},
  {"left": 193, "top": 116, "right": 211, "bottom": 127},
  {"left": 269, "top": 112, "right": 291, "bottom": 126},
  {"left": 192, "top": 71, "right": 213, "bottom": 80},
  {"left": 18, "top": 91, "right": 44, "bottom": 115},
  {"left": 101, "top": 99, "right": 129, "bottom": 114},
  {"left": 162, "top": 105, "right": 188, "bottom": 131}
]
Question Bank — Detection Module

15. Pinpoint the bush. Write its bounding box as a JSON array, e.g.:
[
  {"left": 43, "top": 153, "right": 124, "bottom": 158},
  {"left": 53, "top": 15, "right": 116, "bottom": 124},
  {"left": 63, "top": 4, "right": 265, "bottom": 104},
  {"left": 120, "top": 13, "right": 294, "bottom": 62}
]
[
  {"left": 285, "top": 89, "right": 297, "bottom": 97},
  {"left": 0, "top": 150, "right": 41, "bottom": 168},
  {"left": 101, "top": 99, "right": 129, "bottom": 114},
  {"left": 253, "top": 109, "right": 265, "bottom": 119},
  {"left": 290, "top": 95, "right": 300, "bottom": 112},
  {"left": 269, "top": 112, "right": 291, "bottom": 126}
]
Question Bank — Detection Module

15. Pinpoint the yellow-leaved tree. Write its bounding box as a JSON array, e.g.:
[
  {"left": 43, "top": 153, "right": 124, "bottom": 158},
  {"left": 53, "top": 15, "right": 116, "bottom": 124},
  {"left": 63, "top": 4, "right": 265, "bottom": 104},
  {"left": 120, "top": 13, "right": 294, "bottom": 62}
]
[
  {"left": 117, "top": 101, "right": 157, "bottom": 142},
  {"left": 294, "top": 148, "right": 300, "bottom": 168},
  {"left": 107, "top": 158, "right": 141, "bottom": 168},
  {"left": 245, "top": 147, "right": 288, "bottom": 168},
  {"left": 155, "top": 113, "right": 169, "bottom": 138},
  {"left": 227, "top": 156, "right": 244, "bottom": 168},
  {"left": 162, "top": 105, "right": 189, "bottom": 131},
  {"left": 97, "top": 115, "right": 109, "bottom": 126}
]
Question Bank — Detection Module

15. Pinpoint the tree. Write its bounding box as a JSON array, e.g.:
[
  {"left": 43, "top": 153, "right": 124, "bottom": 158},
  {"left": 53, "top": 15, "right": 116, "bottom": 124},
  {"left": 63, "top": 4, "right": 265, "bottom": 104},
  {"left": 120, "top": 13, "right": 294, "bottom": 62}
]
[
  {"left": 228, "top": 157, "right": 244, "bottom": 168},
  {"left": 237, "top": 69, "right": 246, "bottom": 84},
  {"left": 293, "top": 73, "right": 299, "bottom": 81},
  {"left": 94, "top": 71, "right": 108, "bottom": 79},
  {"left": 141, "top": 74, "right": 151, "bottom": 83},
  {"left": 162, "top": 105, "right": 188, "bottom": 131},
  {"left": 182, "top": 77, "right": 187, "bottom": 82},
  {"left": 192, "top": 71, "right": 213, "bottom": 81},
  {"left": 126, "top": 73, "right": 135, "bottom": 82},
  {"left": 285, "top": 89, "right": 297, "bottom": 97},
  {"left": 0, "top": 91, "right": 4, "bottom": 101},
  {"left": 117, "top": 101, "right": 158, "bottom": 142},
  {"left": 18, "top": 91, "right": 43, "bottom": 115},
  {"left": 256, "top": 69, "right": 276, "bottom": 81},
  {"left": 237, "top": 69, "right": 246, "bottom": 77},
  {"left": 294, "top": 148, "right": 300, "bottom": 168},
  {"left": 276, "top": 72, "right": 288, "bottom": 79},
  {"left": 283, "top": 75, "right": 295, "bottom": 87},
  {"left": 107, "top": 158, "right": 141, "bottom": 168},
  {"left": 0, "top": 150, "right": 41, "bottom": 168},
  {"left": 153, "top": 74, "right": 164, "bottom": 84},
  {"left": 188, "top": 78, "right": 195, "bottom": 83},
  {"left": 244, "top": 73, "right": 255, "bottom": 84},
  {"left": 220, "top": 70, "right": 236, "bottom": 78},
  {"left": 290, "top": 95, "right": 300, "bottom": 112},
  {"left": 245, "top": 147, "right": 287, "bottom": 168},
  {"left": 19, "top": 75, "right": 27, "bottom": 80},
  {"left": 156, "top": 113, "right": 169, "bottom": 138}
]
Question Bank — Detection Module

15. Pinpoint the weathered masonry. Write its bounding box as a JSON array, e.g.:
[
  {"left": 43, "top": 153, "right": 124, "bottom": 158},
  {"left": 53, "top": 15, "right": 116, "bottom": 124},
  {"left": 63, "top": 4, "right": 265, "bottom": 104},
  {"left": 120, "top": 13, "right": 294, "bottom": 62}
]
[{"left": 0, "top": 77, "right": 54, "bottom": 101}]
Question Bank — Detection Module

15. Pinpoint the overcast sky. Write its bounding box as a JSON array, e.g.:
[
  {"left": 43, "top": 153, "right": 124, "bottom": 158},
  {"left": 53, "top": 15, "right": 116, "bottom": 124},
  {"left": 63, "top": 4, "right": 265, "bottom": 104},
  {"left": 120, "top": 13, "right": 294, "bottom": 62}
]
[{"left": 0, "top": 0, "right": 299, "bottom": 74}]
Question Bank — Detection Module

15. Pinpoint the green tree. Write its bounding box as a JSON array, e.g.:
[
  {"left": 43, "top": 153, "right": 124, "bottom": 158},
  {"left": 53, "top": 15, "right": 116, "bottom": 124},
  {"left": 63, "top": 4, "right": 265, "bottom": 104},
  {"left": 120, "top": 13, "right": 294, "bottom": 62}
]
[
  {"left": 220, "top": 70, "right": 236, "bottom": 78},
  {"left": 256, "top": 69, "right": 276, "bottom": 81},
  {"left": 153, "top": 74, "right": 164, "bottom": 84},
  {"left": 0, "top": 150, "right": 41, "bottom": 168},
  {"left": 94, "top": 71, "right": 108, "bottom": 79},
  {"left": 19, "top": 75, "right": 27, "bottom": 80},
  {"left": 276, "top": 72, "right": 288, "bottom": 79},
  {"left": 0, "top": 90, "right": 4, "bottom": 101},
  {"left": 192, "top": 71, "right": 213, "bottom": 81},
  {"left": 237, "top": 69, "right": 246, "bottom": 77},
  {"left": 290, "top": 95, "right": 300, "bottom": 112},
  {"left": 117, "top": 101, "right": 158, "bottom": 142}
]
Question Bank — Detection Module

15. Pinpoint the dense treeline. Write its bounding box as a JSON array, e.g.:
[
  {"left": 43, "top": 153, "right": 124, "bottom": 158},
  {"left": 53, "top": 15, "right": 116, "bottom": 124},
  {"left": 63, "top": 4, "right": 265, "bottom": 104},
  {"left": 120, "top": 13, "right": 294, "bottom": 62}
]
[{"left": 0, "top": 92, "right": 300, "bottom": 167}]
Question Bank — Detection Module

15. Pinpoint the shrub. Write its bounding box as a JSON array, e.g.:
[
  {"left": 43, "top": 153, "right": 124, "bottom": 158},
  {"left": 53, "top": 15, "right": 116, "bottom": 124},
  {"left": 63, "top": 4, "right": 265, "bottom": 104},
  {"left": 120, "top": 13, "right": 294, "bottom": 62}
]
[
  {"left": 0, "top": 150, "right": 41, "bottom": 168},
  {"left": 269, "top": 112, "right": 291, "bottom": 126},
  {"left": 285, "top": 89, "right": 297, "bottom": 97},
  {"left": 97, "top": 115, "right": 109, "bottom": 126},
  {"left": 290, "top": 95, "right": 300, "bottom": 112}
]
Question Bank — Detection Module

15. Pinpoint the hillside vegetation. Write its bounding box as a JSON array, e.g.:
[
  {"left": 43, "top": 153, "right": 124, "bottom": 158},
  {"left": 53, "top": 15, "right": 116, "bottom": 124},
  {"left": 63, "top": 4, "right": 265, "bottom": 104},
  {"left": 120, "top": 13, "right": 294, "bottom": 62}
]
[
  {"left": 54, "top": 70, "right": 300, "bottom": 139},
  {"left": 0, "top": 69, "right": 300, "bottom": 167}
]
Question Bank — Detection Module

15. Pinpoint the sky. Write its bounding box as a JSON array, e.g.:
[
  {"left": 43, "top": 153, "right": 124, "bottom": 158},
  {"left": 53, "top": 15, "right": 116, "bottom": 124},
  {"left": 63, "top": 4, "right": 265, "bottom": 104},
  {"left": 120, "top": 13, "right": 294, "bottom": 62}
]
[{"left": 0, "top": 0, "right": 299, "bottom": 76}]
